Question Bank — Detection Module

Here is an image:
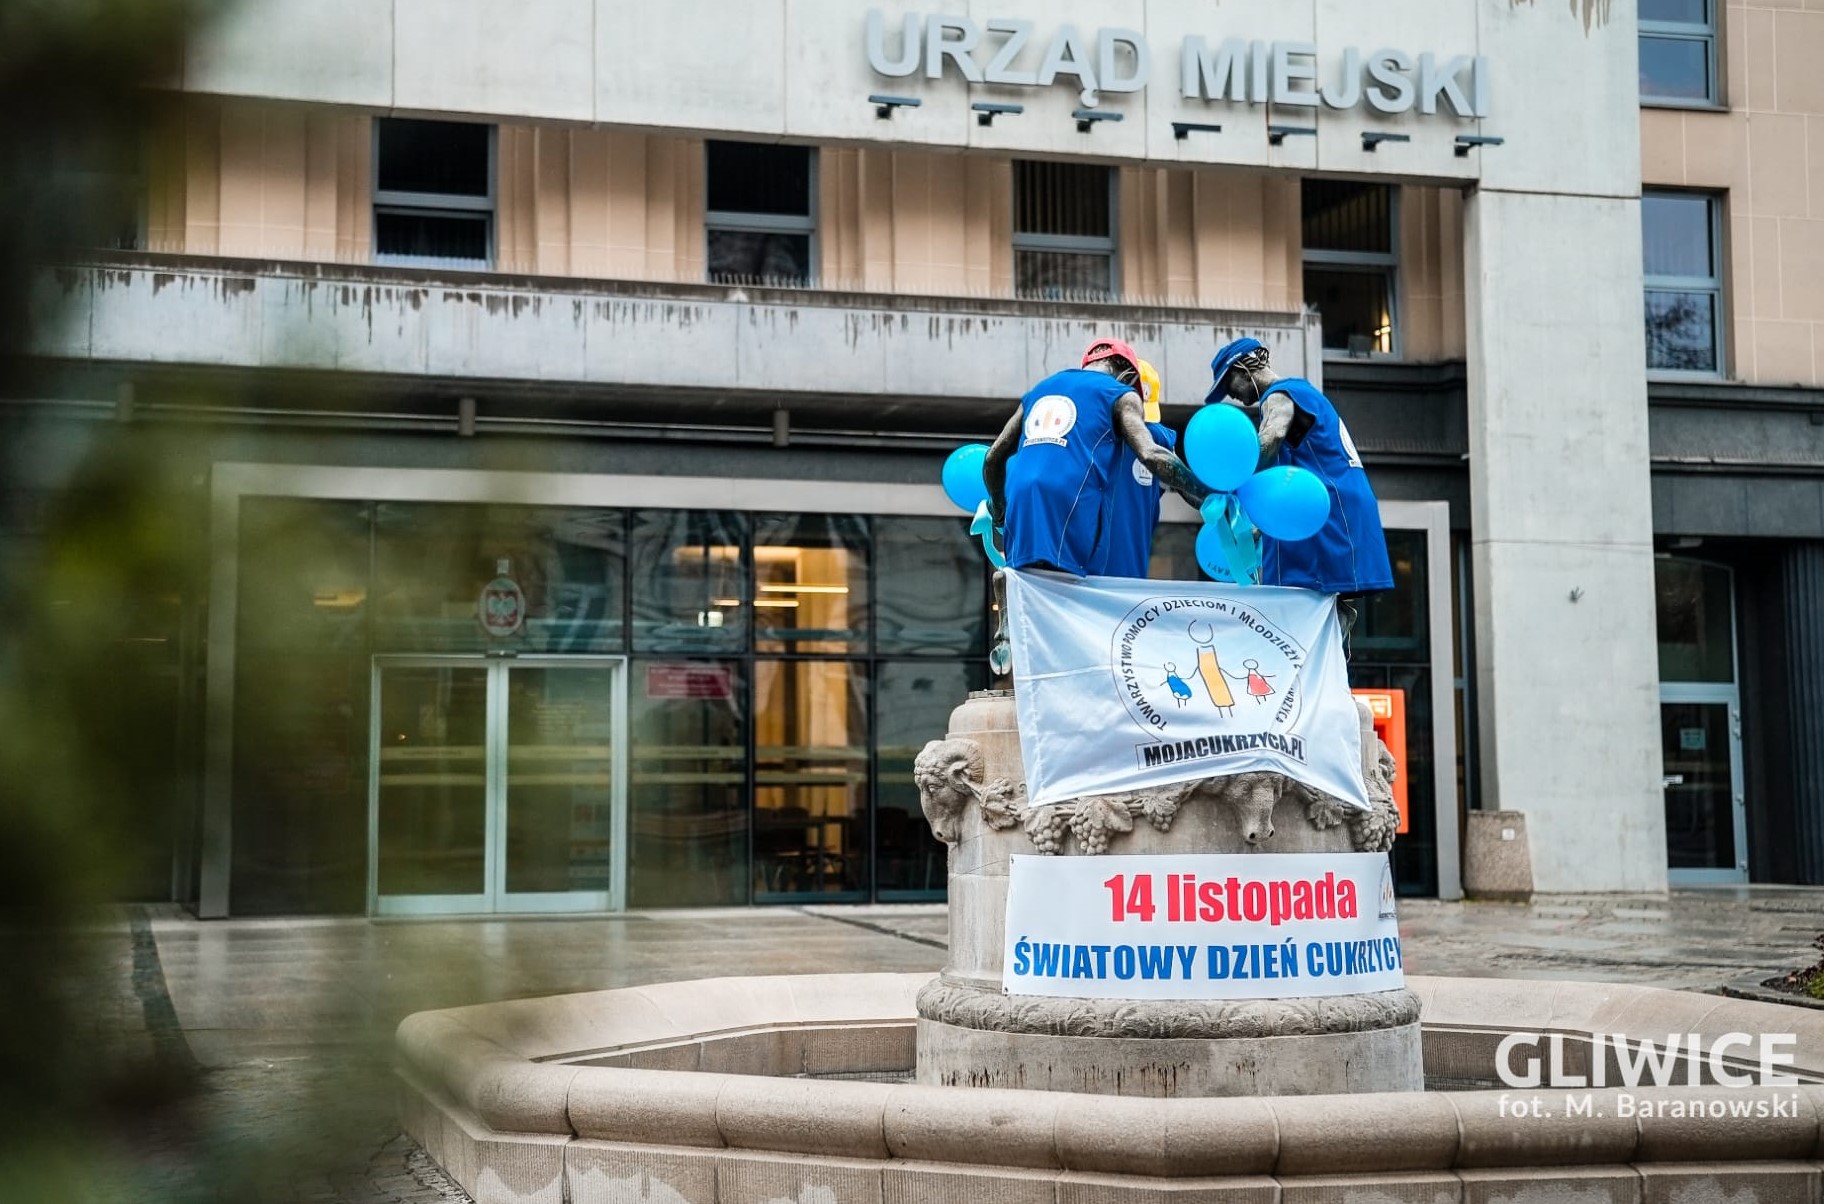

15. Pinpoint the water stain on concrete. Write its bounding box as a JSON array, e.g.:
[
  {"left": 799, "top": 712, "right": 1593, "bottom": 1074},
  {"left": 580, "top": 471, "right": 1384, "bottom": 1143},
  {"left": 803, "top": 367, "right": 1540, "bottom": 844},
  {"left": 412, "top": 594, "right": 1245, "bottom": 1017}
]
[{"left": 1509, "top": 0, "right": 1616, "bottom": 33}]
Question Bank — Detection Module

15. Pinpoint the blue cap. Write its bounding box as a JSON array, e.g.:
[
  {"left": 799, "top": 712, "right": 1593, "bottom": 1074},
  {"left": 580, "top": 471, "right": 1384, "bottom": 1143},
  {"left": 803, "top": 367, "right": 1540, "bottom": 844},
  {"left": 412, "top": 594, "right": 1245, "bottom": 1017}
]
[{"left": 1203, "top": 337, "right": 1265, "bottom": 404}]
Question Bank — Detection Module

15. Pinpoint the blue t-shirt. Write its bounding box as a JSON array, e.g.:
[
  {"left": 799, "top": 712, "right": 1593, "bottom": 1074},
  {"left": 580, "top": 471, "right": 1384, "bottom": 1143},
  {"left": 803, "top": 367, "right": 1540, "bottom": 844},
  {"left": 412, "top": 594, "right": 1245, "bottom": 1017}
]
[
  {"left": 1090, "top": 423, "right": 1176, "bottom": 579},
  {"left": 1257, "top": 378, "right": 1394, "bottom": 594},
  {"left": 1003, "top": 368, "right": 1133, "bottom": 576}
]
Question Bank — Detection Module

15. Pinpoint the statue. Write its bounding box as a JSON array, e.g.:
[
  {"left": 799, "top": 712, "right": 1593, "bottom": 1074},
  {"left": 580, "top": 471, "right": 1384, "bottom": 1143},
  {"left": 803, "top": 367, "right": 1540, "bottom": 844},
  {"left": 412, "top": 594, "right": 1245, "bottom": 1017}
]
[
  {"left": 1204, "top": 337, "right": 1395, "bottom": 637},
  {"left": 979, "top": 339, "right": 1208, "bottom": 679},
  {"left": 909, "top": 337, "right": 1421, "bottom": 1099},
  {"left": 984, "top": 337, "right": 1207, "bottom": 579},
  {"left": 1087, "top": 357, "right": 1179, "bottom": 579}
]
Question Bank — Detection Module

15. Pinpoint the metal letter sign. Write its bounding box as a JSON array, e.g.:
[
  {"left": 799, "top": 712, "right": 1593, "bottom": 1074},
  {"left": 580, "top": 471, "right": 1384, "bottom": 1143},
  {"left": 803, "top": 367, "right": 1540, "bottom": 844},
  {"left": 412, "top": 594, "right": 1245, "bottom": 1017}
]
[{"left": 863, "top": 10, "right": 1489, "bottom": 119}]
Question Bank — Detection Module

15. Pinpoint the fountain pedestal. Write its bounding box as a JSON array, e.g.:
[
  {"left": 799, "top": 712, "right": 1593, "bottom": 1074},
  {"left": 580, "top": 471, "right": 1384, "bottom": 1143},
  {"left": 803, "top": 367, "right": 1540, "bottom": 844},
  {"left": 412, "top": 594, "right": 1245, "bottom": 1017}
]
[{"left": 914, "top": 689, "right": 1423, "bottom": 1098}]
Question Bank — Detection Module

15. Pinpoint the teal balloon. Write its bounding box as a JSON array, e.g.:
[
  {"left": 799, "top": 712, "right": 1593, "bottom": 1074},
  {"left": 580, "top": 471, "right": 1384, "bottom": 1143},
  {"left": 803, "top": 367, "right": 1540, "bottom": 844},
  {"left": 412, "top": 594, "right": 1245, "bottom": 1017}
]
[
  {"left": 1195, "top": 522, "right": 1237, "bottom": 583},
  {"left": 1183, "top": 404, "right": 1259, "bottom": 493},
  {"left": 1239, "top": 466, "right": 1330, "bottom": 541},
  {"left": 942, "top": 444, "right": 990, "bottom": 513}
]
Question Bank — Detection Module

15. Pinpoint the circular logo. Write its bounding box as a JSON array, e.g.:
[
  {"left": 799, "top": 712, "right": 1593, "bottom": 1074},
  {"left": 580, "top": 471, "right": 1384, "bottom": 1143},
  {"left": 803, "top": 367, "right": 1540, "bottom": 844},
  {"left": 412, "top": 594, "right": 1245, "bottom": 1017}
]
[
  {"left": 1108, "top": 596, "right": 1308, "bottom": 737},
  {"left": 1131, "top": 458, "right": 1154, "bottom": 487},
  {"left": 1023, "top": 395, "right": 1077, "bottom": 446},
  {"left": 480, "top": 576, "right": 525, "bottom": 637}
]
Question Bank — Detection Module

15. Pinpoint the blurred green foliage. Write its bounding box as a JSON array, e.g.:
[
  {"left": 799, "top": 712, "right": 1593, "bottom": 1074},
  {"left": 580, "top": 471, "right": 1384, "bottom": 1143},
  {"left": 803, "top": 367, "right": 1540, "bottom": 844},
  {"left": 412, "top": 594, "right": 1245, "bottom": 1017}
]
[{"left": 0, "top": 3, "right": 230, "bottom": 1201}]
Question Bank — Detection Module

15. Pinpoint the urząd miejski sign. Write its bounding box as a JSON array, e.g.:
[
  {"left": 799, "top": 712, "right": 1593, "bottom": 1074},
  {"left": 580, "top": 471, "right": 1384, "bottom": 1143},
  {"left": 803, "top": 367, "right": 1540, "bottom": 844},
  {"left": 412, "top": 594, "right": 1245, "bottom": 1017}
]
[
  {"left": 865, "top": 10, "right": 1488, "bottom": 118},
  {"left": 1003, "top": 852, "right": 1403, "bottom": 1000}
]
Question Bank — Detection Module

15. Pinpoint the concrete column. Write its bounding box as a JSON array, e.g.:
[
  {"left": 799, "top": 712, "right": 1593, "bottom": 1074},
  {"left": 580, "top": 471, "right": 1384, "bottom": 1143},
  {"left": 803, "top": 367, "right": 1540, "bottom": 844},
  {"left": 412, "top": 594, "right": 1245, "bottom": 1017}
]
[{"left": 1463, "top": 188, "right": 1665, "bottom": 892}]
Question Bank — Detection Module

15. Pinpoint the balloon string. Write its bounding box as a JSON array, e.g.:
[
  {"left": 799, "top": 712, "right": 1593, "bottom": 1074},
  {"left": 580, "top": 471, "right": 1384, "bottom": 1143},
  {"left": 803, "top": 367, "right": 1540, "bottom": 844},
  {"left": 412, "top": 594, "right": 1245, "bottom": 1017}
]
[
  {"left": 1213, "top": 499, "right": 1251, "bottom": 586},
  {"left": 970, "top": 500, "right": 1007, "bottom": 569},
  {"left": 1228, "top": 497, "right": 1260, "bottom": 583}
]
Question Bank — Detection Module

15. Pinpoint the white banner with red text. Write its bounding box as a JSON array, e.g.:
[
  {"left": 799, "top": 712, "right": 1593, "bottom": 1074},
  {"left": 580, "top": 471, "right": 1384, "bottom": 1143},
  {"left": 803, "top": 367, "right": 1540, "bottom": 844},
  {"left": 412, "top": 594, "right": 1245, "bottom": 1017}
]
[
  {"left": 1002, "top": 852, "right": 1403, "bottom": 1000},
  {"left": 1003, "top": 570, "right": 1369, "bottom": 811}
]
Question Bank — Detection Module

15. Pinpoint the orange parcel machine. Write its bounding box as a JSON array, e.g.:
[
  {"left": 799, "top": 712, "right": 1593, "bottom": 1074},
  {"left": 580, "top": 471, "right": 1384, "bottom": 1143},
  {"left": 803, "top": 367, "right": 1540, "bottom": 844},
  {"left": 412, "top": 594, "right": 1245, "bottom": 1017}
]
[{"left": 1350, "top": 688, "right": 1409, "bottom": 833}]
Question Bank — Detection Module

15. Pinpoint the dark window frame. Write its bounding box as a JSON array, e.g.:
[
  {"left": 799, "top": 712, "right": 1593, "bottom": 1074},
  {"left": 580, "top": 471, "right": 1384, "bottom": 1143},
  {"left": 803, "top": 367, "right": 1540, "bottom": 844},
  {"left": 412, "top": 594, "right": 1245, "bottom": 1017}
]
[
  {"left": 1642, "top": 189, "right": 1726, "bottom": 378},
  {"left": 372, "top": 118, "right": 497, "bottom": 270},
  {"left": 1640, "top": 0, "right": 1720, "bottom": 109},
  {"left": 704, "top": 141, "right": 819, "bottom": 287},
  {"left": 1012, "top": 159, "right": 1120, "bottom": 302},
  {"left": 1301, "top": 181, "right": 1400, "bottom": 360}
]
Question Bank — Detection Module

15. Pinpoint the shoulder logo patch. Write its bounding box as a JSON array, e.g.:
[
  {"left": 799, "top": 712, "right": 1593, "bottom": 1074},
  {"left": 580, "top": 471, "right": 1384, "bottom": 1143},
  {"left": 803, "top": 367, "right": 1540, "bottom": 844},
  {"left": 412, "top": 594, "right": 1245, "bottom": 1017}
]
[{"left": 1024, "top": 395, "right": 1078, "bottom": 447}]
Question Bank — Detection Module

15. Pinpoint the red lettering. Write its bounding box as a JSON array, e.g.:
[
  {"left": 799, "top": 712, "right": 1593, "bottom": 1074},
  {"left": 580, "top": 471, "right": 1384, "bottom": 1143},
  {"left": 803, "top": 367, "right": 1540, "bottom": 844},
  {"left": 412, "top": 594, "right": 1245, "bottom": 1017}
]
[
  {"left": 1268, "top": 879, "right": 1292, "bottom": 926},
  {"left": 1337, "top": 878, "right": 1358, "bottom": 919},
  {"left": 1198, "top": 880, "right": 1223, "bottom": 921},
  {"left": 1292, "top": 879, "right": 1314, "bottom": 920},
  {"left": 1127, "top": 873, "right": 1156, "bottom": 922},
  {"left": 1316, "top": 872, "right": 1336, "bottom": 919},
  {"left": 1166, "top": 874, "right": 1180, "bottom": 922},
  {"left": 1242, "top": 881, "right": 1267, "bottom": 922}
]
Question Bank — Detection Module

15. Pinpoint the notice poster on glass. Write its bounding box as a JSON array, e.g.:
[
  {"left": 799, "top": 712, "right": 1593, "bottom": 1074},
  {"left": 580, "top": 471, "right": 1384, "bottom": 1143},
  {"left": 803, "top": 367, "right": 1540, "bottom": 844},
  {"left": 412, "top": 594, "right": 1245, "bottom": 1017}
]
[{"left": 1002, "top": 852, "right": 1402, "bottom": 1001}]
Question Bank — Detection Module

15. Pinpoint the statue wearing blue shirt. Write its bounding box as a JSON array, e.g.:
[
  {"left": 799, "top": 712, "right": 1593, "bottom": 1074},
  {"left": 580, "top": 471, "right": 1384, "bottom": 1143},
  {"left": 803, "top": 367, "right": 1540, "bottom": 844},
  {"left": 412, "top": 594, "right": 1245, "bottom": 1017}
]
[
  {"left": 984, "top": 337, "right": 1207, "bottom": 578},
  {"left": 1205, "top": 338, "right": 1394, "bottom": 620}
]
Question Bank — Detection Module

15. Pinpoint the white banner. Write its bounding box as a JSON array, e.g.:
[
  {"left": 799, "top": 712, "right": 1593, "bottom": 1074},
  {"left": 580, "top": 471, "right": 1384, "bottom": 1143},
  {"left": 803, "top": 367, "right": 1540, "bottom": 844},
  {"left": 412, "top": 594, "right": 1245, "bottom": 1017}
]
[
  {"left": 1004, "top": 570, "right": 1369, "bottom": 810},
  {"left": 1002, "top": 852, "right": 1403, "bottom": 1000}
]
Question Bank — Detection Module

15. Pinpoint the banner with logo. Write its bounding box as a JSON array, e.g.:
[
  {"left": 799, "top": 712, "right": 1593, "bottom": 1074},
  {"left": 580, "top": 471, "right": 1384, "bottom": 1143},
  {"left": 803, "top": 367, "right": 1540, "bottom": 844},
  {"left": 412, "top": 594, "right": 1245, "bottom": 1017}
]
[
  {"left": 1004, "top": 570, "right": 1369, "bottom": 810},
  {"left": 1002, "top": 852, "right": 1402, "bottom": 1000}
]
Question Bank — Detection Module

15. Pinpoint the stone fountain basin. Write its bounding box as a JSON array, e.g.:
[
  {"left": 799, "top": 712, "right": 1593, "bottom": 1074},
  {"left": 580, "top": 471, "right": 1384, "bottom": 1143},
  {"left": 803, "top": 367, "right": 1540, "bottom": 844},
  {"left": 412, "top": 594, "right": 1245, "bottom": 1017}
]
[{"left": 396, "top": 973, "right": 1824, "bottom": 1204}]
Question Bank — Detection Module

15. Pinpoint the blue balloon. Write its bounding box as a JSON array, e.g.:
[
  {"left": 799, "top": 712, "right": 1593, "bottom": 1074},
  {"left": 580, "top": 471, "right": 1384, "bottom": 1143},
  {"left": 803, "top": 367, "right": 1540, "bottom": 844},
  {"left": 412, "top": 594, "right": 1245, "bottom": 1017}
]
[
  {"left": 1238, "top": 466, "right": 1331, "bottom": 541},
  {"left": 1182, "top": 404, "right": 1260, "bottom": 493},
  {"left": 942, "top": 444, "right": 990, "bottom": 513},
  {"left": 1195, "top": 522, "right": 1237, "bottom": 583}
]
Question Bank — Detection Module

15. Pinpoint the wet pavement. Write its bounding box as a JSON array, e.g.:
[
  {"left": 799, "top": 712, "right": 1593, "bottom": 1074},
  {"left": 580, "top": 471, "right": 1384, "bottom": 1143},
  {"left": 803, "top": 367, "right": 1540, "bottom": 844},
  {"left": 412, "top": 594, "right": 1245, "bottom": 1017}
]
[{"left": 91, "top": 889, "right": 1824, "bottom": 1201}]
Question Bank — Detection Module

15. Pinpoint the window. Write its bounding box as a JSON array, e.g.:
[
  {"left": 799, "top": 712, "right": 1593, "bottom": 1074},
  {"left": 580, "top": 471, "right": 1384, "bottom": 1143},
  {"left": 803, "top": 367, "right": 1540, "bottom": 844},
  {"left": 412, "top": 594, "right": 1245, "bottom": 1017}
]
[
  {"left": 706, "top": 141, "right": 816, "bottom": 286},
  {"left": 373, "top": 118, "right": 494, "bottom": 269},
  {"left": 53, "top": 123, "right": 144, "bottom": 251},
  {"left": 1013, "top": 160, "right": 1117, "bottom": 301},
  {"left": 1640, "top": 0, "right": 1717, "bottom": 106},
  {"left": 1642, "top": 191, "right": 1724, "bottom": 374},
  {"left": 1655, "top": 557, "right": 1736, "bottom": 684},
  {"left": 1302, "top": 181, "right": 1397, "bottom": 357}
]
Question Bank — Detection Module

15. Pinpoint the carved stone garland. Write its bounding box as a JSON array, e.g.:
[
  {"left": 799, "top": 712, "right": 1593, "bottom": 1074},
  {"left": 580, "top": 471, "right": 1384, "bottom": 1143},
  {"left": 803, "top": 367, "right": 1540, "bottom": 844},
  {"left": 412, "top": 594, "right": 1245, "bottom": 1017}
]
[{"left": 914, "top": 733, "right": 1401, "bottom": 857}]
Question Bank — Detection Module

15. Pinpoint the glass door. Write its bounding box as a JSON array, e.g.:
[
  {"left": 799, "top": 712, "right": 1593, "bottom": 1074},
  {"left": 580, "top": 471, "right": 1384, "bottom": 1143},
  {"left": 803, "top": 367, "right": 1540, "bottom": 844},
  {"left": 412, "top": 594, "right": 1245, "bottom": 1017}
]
[
  {"left": 500, "top": 662, "right": 621, "bottom": 910},
  {"left": 370, "top": 655, "right": 626, "bottom": 915},
  {"left": 1661, "top": 689, "right": 1746, "bottom": 883},
  {"left": 371, "top": 660, "right": 492, "bottom": 913}
]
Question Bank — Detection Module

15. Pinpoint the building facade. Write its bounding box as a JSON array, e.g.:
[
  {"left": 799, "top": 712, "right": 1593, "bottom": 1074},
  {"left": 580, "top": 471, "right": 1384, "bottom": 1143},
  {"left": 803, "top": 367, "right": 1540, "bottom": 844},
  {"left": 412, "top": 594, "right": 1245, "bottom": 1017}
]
[{"left": 5, "top": 0, "right": 1821, "bottom": 916}]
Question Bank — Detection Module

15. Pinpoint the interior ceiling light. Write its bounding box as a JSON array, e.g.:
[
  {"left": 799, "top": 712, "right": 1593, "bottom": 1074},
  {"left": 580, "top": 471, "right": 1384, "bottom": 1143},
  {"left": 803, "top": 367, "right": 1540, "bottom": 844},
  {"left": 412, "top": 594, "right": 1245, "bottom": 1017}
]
[{"left": 759, "top": 583, "right": 849, "bottom": 594}]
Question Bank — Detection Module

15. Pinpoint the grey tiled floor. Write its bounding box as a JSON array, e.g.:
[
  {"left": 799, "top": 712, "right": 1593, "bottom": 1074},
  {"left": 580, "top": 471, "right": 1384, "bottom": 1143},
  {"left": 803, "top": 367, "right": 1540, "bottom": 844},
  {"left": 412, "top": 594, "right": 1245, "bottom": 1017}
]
[{"left": 95, "top": 890, "right": 1824, "bottom": 1200}]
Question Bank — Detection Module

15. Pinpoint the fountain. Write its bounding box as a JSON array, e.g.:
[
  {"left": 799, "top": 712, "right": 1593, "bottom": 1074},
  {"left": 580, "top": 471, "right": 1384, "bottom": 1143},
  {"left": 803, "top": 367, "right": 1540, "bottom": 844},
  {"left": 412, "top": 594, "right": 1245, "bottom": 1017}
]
[
  {"left": 394, "top": 567, "right": 1824, "bottom": 1203},
  {"left": 911, "top": 687, "right": 1422, "bottom": 1098},
  {"left": 394, "top": 674, "right": 1824, "bottom": 1203}
]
